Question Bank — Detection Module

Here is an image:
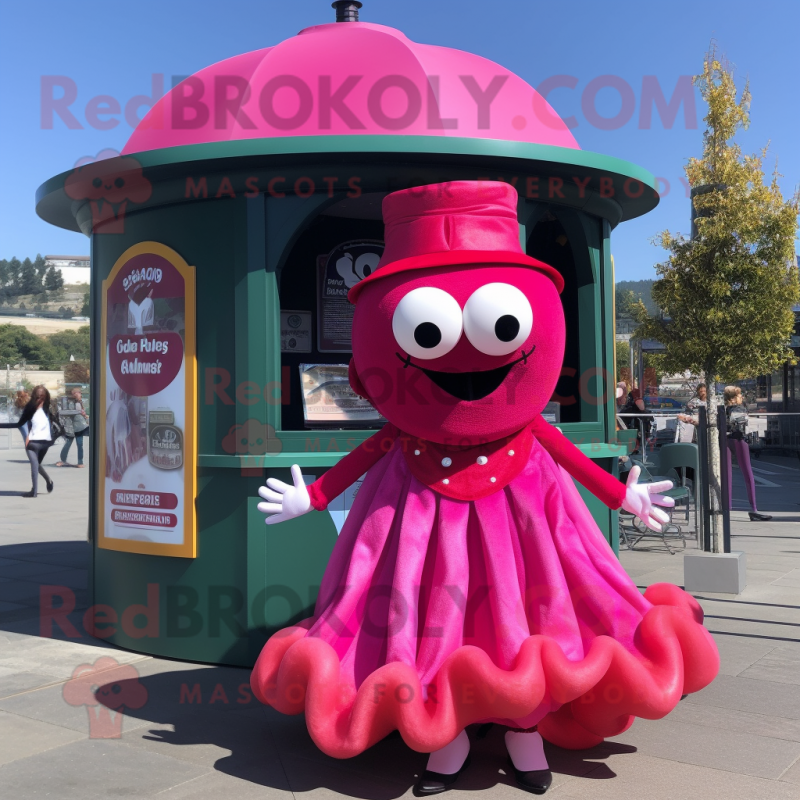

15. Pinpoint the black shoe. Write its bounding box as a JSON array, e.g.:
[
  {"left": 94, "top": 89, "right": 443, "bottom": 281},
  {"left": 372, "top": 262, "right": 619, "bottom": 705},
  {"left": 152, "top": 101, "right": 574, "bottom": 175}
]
[
  {"left": 22, "top": 490, "right": 36, "bottom": 498},
  {"left": 509, "top": 759, "right": 552, "bottom": 795},
  {"left": 476, "top": 723, "right": 494, "bottom": 739},
  {"left": 749, "top": 511, "right": 772, "bottom": 521},
  {"left": 413, "top": 756, "right": 471, "bottom": 796},
  {"left": 46, "top": 480, "right": 54, "bottom": 493}
]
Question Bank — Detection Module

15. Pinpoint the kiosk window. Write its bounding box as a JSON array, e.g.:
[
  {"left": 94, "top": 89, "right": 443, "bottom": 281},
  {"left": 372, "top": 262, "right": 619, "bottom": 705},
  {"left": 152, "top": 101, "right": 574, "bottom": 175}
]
[
  {"left": 526, "top": 213, "right": 582, "bottom": 423},
  {"left": 278, "top": 214, "right": 385, "bottom": 431}
]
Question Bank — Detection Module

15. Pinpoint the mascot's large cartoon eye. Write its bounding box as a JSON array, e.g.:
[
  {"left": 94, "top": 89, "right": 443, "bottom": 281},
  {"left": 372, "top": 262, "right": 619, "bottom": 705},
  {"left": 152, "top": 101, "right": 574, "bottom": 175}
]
[
  {"left": 463, "top": 283, "right": 533, "bottom": 356},
  {"left": 392, "top": 287, "right": 463, "bottom": 360}
]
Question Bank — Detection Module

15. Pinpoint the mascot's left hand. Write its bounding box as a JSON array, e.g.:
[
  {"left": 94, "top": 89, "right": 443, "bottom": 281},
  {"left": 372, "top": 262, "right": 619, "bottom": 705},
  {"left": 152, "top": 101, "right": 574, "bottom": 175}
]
[{"left": 621, "top": 465, "right": 675, "bottom": 530}]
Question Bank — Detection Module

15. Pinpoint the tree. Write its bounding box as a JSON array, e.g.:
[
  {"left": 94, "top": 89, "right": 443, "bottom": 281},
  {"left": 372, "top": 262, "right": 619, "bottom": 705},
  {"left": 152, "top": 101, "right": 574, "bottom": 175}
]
[
  {"left": 640, "top": 50, "right": 799, "bottom": 382},
  {"left": 0, "top": 324, "right": 59, "bottom": 368},
  {"left": 616, "top": 339, "right": 631, "bottom": 382},
  {"left": 34, "top": 254, "right": 48, "bottom": 282},
  {"left": 18, "top": 257, "right": 40, "bottom": 295},
  {"left": 80, "top": 289, "right": 91, "bottom": 318},
  {"left": 44, "top": 266, "right": 65, "bottom": 292},
  {"left": 638, "top": 48, "right": 800, "bottom": 548},
  {"left": 48, "top": 326, "right": 90, "bottom": 362},
  {"left": 615, "top": 288, "right": 639, "bottom": 319},
  {"left": 616, "top": 280, "right": 659, "bottom": 316},
  {"left": 64, "top": 360, "right": 90, "bottom": 384},
  {"left": 615, "top": 338, "right": 664, "bottom": 393},
  {"left": 7, "top": 257, "right": 21, "bottom": 295}
]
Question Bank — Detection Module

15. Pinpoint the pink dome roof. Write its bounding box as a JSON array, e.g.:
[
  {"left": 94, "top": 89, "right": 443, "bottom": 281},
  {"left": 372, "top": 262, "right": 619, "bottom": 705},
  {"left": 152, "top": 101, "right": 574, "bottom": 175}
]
[{"left": 123, "top": 22, "right": 579, "bottom": 155}]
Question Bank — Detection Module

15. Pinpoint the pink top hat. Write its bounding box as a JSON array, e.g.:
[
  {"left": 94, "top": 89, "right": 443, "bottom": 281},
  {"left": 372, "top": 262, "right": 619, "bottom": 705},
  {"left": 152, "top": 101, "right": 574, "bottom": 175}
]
[{"left": 348, "top": 181, "right": 564, "bottom": 302}]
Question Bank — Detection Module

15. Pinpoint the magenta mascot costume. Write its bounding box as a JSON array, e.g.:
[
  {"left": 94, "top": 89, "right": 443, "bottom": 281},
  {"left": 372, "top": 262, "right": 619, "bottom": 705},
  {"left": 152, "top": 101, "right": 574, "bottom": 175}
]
[{"left": 251, "top": 181, "right": 719, "bottom": 795}]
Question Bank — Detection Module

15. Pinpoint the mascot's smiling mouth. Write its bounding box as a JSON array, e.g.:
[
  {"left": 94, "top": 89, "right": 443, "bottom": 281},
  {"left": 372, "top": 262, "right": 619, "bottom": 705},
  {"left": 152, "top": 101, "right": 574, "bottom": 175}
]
[{"left": 395, "top": 347, "right": 535, "bottom": 401}]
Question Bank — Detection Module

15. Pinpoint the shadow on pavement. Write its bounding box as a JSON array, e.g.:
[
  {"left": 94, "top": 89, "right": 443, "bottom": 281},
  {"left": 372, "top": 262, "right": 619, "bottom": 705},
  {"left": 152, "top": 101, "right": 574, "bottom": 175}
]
[
  {"left": 0, "top": 537, "right": 638, "bottom": 793},
  {"left": 83, "top": 665, "right": 634, "bottom": 796},
  {"left": 0, "top": 540, "right": 89, "bottom": 635}
]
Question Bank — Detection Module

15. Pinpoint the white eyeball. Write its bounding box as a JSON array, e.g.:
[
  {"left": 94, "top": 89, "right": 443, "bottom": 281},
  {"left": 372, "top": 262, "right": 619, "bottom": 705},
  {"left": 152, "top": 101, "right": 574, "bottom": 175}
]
[
  {"left": 392, "top": 287, "right": 463, "bottom": 360},
  {"left": 463, "top": 283, "right": 533, "bottom": 356}
]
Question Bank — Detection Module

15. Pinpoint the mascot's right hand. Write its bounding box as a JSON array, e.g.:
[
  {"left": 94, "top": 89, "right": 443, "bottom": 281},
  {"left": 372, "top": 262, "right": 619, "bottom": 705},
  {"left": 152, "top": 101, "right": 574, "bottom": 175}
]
[{"left": 258, "top": 464, "right": 312, "bottom": 525}]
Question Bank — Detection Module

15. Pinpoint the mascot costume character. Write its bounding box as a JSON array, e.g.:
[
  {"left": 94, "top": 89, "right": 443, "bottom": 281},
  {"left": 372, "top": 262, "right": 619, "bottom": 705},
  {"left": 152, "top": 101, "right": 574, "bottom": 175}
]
[{"left": 251, "top": 181, "right": 719, "bottom": 795}]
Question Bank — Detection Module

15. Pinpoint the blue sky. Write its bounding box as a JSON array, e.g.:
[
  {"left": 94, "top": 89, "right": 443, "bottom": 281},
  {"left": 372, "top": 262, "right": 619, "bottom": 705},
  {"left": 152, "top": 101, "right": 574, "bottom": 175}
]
[{"left": 1, "top": 0, "right": 797, "bottom": 281}]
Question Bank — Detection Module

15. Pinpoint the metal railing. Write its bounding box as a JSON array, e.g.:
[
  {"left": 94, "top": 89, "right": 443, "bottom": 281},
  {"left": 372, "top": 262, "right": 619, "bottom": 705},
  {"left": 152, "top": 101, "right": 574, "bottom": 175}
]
[
  {"left": 618, "top": 408, "right": 800, "bottom": 554},
  {"left": 0, "top": 405, "right": 24, "bottom": 450}
]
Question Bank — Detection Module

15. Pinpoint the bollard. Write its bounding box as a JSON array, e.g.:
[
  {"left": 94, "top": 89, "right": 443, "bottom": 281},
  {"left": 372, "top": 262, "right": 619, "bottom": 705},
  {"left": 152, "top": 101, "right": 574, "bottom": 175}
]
[
  {"left": 697, "top": 406, "right": 712, "bottom": 552},
  {"left": 717, "top": 404, "right": 732, "bottom": 554}
]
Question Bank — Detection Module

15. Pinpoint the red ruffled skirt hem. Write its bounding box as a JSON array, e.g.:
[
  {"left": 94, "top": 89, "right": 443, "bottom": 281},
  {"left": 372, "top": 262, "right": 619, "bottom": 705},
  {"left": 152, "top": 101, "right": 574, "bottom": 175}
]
[{"left": 251, "top": 583, "right": 719, "bottom": 758}]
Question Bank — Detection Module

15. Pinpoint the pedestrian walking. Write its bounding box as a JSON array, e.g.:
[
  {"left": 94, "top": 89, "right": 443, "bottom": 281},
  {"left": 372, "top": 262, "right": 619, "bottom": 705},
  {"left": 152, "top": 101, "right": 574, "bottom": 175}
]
[
  {"left": 56, "top": 388, "right": 89, "bottom": 468},
  {"left": 0, "top": 384, "right": 57, "bottom": 497},
  {"left": 724, "top": 385, "right": 771, "bottom": 522}
]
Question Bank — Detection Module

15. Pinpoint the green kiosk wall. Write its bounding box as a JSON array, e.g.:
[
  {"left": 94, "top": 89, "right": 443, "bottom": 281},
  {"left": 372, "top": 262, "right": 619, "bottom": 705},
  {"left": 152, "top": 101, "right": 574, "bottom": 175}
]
[{"left": 36, "top": 136, "right": 657, "bottom": 666}]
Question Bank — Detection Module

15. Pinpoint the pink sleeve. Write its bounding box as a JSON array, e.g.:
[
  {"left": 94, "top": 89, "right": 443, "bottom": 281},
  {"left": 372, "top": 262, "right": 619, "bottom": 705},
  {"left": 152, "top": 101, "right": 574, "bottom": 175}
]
[
  {"left": 530, "top": 416, "right": 627, "bottom": 509},
  {"left": 307, "top": 423, "right": 398, "bottom": 511}
]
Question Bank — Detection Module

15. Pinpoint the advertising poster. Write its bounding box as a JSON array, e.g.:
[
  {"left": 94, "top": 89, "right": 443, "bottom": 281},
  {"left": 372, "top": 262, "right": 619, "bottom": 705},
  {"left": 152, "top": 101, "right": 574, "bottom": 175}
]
[
  {"left": 98, "top": 242, "right": 196, "bottom": 557},
  {"left": 317, "top": 240, "right": 384, "bottom": 352},
  {"left": 300, "top": 364, "right": 384, "bottom": 426}
]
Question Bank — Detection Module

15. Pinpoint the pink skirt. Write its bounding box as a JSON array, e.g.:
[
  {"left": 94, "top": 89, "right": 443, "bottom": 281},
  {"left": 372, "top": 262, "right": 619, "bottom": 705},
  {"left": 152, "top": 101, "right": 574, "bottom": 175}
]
[{"left": 252, "top": 438, "right": 719, "bottom": 757}]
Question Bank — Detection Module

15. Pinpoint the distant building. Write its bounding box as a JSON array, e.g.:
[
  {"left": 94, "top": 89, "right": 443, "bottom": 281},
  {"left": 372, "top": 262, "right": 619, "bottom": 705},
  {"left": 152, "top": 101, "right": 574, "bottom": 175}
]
[
  {"left": 45, "top": 255, "right": 90, "bottom": 285},
  {"left": 616, "top": 315, "right": 638, "bottom": 336},
  {"left": 756, "top": 302, "right": 800, "bottom": 413}
]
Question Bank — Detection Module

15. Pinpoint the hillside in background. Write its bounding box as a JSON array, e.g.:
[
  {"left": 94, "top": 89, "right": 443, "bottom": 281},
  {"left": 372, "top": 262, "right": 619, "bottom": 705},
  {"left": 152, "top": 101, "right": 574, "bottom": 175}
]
[{"left": 616, "top": 279, "right": 659, "bottom": 317}]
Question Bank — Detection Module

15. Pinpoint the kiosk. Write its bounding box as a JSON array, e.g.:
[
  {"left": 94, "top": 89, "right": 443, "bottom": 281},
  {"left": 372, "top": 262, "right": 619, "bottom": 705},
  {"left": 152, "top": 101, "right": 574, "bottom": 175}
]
[{"left": 35, "top": 3, "right": 659, "bottom": 666}]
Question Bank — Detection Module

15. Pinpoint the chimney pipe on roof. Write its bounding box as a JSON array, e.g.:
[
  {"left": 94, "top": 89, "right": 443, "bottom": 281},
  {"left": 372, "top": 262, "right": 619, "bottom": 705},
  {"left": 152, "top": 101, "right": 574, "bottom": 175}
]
[{"left": 332, "top": 1, "right": 362, "bottom": 22}]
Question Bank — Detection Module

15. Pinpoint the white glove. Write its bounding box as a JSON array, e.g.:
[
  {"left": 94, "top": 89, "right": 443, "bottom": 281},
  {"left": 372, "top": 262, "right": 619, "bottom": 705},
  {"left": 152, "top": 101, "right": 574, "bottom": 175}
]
[
  {"left": 257, "top": 464, "right": 312, "bottom": 525},
  {"left": 621, "top": 465, "right": 675, "bottom": 531}
]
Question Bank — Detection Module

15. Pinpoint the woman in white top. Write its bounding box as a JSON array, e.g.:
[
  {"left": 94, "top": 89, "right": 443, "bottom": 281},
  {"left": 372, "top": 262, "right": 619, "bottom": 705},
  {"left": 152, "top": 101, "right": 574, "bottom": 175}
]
[{"left": 0, "top": 385, "right": 55, "bottom": 497}]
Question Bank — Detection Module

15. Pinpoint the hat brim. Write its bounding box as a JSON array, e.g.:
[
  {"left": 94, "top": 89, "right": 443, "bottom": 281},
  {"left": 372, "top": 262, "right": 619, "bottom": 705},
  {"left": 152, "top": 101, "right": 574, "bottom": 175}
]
[{"left": 348, "top": 250, "right": 564, "bottom": 303}]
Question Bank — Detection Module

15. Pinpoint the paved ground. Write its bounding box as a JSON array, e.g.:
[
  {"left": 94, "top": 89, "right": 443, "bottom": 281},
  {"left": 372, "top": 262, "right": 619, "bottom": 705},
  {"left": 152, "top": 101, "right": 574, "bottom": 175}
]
[{"left": 0, "top": 446, "right": 799, "bottom": 799}]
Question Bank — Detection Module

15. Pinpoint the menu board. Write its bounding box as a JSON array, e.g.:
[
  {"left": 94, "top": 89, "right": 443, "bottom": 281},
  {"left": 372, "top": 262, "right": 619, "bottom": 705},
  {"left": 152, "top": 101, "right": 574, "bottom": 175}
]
[
  {"left": 317, "top": 240, "right": 384, "bottom": 352},
  {"left": 300, "top": 364, "right": 384, "bottom": 426},
  {"left": 98, "top": 242, "right": 196, "bottom": 558}
]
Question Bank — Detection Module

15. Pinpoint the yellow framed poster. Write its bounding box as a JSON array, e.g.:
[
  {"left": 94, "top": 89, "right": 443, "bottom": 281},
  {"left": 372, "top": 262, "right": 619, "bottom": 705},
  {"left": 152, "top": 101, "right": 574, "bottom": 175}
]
[{"left": 98, "top": 242, "right": 197, "bottom": 557}]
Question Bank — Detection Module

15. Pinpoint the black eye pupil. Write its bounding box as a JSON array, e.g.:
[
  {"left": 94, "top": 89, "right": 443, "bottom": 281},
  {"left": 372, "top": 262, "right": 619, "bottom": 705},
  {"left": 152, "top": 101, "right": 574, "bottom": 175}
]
[
  {"left": 495, "top": 315, "right": 520, "bottom": 342},
  {"left": 92, "top": 177, "right": 102, "bottom": 187},
  {"left": 414, "top": 322, "right": 442, "bottom": 349},
  {"left": 114, "top": 177, "right": 125, "bottom": 188}
]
